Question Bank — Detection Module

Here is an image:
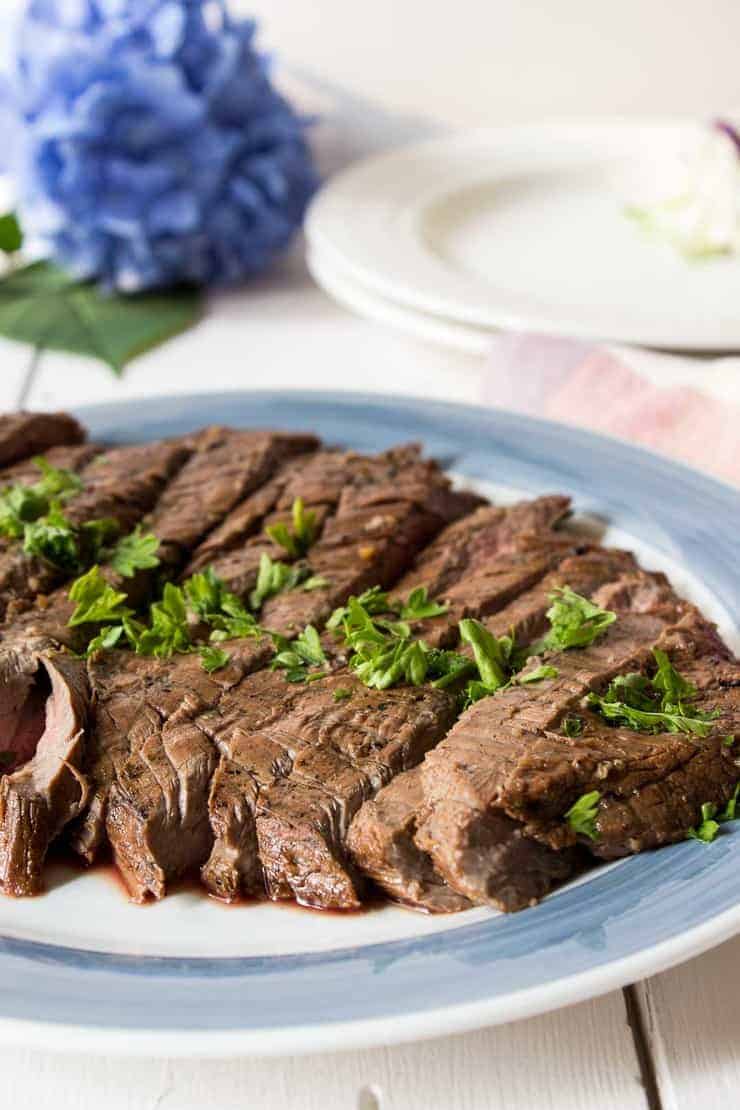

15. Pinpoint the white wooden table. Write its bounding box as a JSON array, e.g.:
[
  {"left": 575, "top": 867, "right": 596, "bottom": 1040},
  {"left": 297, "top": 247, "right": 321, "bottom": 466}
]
[{"left": 0, "top": 249, "right": 735, "bottom": 1109}]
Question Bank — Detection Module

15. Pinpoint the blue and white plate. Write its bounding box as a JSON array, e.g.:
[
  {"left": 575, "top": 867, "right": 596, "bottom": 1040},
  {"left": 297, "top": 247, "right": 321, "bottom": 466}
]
[{"left": 1, "top": 391, "right": 738, "bottom": 1058}]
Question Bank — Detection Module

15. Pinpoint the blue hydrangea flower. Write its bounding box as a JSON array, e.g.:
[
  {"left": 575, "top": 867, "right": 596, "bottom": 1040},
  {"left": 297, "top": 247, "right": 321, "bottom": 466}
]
[{"left": 4, "top": 1, "right": 318, "bottom": 290}]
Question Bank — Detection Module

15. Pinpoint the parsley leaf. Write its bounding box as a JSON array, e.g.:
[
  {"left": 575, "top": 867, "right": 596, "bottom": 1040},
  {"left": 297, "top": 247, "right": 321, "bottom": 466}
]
[
  {"left": 333, "top": 687, "right": 352, "bottom": 702},
  {"left": 516, "top": 664, "right": 559, "bottom": 684},
  {"left": 719, "top": 783, "right": 740, "bottom": 822},
  {"left": 327, "top": 586, "right": 394, "bottom": 630},
  {"left": 200, "top": 645, "right": 231, "bottom": 673},
  {"left": 302, "top": 575, "right": 331, "bottom": 591},
  {"left": 68, "top": 565, "right": 133, "bottom": 626},
  {"left": 266, "top": 497, "right": 318, "bottom": 558},
  {"left": 687, "top": 802, "right": 721, "bottom": 844},
  {"left": 586, "top": 648, "right": 719, "bottom": 737},
  {"left": 535, "top": 587, "right": 616, "bottom": 653},
  {"left": 185, "top": 567, "right": 260, "bottom": 641},
  {"left": 271, "top": 624, "right": 328, "bottom": 683},
  {"left": 562, "top": 715, "right": 584, "bottom": 737},
  {"left": 23, "top": 502, "right": 80, "bottom": 570},
  {"left": 130, "top": 582, "right": 192, "bottom": 658},
  {"left": 85, "top": 624, "right": 125, "bottom": 657},
  {"left": 249, "top": 553, "right": 309, "bottom": 611},
  {"left": 399, "top": 586, "right": 448, "bottom": 621},
  {"left": 109, "top": 526, "right": 160, "bottom": 578},
  {"left": 565, "top": 790, "right": 601, "bottom": 840},
  {"left": 0, "top": 456, "right": 82, "bottom": 541}
]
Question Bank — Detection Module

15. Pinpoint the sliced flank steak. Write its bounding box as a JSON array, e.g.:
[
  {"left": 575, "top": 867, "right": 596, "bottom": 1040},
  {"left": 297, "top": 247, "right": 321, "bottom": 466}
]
[
  {"left": 0, "top": 438, "right": 192, "bottom": 622},
  {"left": 346, "top": 547, "right": 643, "bottom": 911},
  {"left": 101, "top": 446, "right": 475, "bottom": 899},
  {"left": 230, "top": 501, "right": 595, "bottom": 909},
  {"left": 0, "top": 648, "right": 89, "bottom": 895},
  {"left": 0, "top": 411, "right": 86, "bottom": 468},
  {"left": 413, "top": 600, "right": 695, "bottom": 911},
  {"left": 147, "top": 427, "right": 319, "bottom": 570}
]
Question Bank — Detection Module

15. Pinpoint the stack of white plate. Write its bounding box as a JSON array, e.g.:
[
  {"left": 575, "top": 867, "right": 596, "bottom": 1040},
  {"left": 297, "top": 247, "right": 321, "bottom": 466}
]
[{"left": 306, "top": 122, "right": 740, "bottom": 354}]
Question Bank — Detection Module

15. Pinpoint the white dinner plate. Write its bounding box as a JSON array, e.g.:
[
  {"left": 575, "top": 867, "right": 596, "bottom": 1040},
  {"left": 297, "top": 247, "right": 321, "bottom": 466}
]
[{"left": 306, "top": 122, "right": 740, "bottom": 351}]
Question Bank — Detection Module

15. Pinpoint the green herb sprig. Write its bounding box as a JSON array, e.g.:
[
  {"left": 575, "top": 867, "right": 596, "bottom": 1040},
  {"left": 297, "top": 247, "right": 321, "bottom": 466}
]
[
  {"left": 565, "top": 790, "right": 601, "bottom": 840},
  {"left": 586, "top": 648, "right": 720, "bottom": 737},
  {"left": 266, "top": 498, "right": 318, "bottom": 559}
]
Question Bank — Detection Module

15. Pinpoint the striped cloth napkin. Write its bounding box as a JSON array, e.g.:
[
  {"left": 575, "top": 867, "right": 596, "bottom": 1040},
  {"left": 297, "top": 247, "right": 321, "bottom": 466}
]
[{"left": 483, "top": 333, "right": 740, "bottom": 487}]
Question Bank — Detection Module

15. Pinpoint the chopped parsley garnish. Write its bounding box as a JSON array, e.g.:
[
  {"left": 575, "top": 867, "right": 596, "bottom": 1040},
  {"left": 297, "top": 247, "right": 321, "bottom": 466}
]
[
  {"left": 562, "top": 715, "right": 584, "bottom": 737},
  {"left": 687, "top": 802, "right": 721, "bottom": 844},
  {"left": 327, "top": 586, "right": 394, "bottom": 631},
  {"left": 333, "top": 687, "right": 352, "bottom": 702},
  {"left": 516, "top": 664, "right": 559, "bottom": 685},
  {"left": 534, "top": 587, "right": 616, "bottom": 653},
  {"left": 687, "top": 783, "right": 740, "bottom": 844},
  {"left": 266, "top": 497, "right": 318, "bottom": 558},
  {"left": 271, "top": 624, "right": 328, "bottom": 683},
  {"left": 109, "top": 525, "right": 160, "bottom": 577},
  {"left": 127, "top": 582, "right": 192, "bottom": 658},
  {"left": 22, "top": 502, "right": 81, "bottom": 571},
  {"left": 68, "top": 566, "right": 133, "bottom": 627},
  {"left": 565, "top": 790, "right": 601, "bottom": 840},
  {"left": 458, "top": 619, "right": 513, "bottom": 692},
  {"left": 0, "top": 456, "right": 82, "bottom": 540},
  {"left": 200, "top": 645, "right": 231, "bottom": 673},
  {"left": 398, "top": 586, "right": 448, "bottom": 621},
  {"left": 185, "top": 567, "right": 260, "bottom": 641},
  {"left": 302, "top": 575, "right": 331, "bottom": 591},
  {"left": 586, "top": 648, "right": 719, "bottom": 737},
  {"left": 249, "top": 552, "right": 310, "bottom": 611},
  {"left": 85, "top": 624, "right": 126, "bottom": 656}
]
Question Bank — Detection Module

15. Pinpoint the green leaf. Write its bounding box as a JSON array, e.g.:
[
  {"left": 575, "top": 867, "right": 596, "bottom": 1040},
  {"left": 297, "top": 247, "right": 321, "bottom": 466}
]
[
  {"left": 327, "top": 586, "right": 394, "bottom": 630},
  {"left": 265, "top": 497, "right": 318, "bottom": 558},
  {"left": 561, "top": 715, "right": 584, "bottom": 737},
  {"left": 565, "top": 790, "right": 601, "bottom": 840},
  {"left": 0, "top": 213, "right": 22, "bottom": 255},
  {"left": 133, "top": 582, "right": 192, "bottom": 658},
  {"left": 85, "top": 624, "right": 125, "bottom": 657},
  {"left": 68, "top": 565, "right": 133, "bottom": 626},
  {"left": 23, "top": 502, "right": 80, "bottom": 571},
  {"left": 302, "top": 575, "right": 331, "bottom": 592},
  {"left": 109, "top": 525, "right": 160, "bottom": 578},
  {"left": 249, "top": 552, "right": 308, "bottom": 611},
  {"left": 718, "top": 783, "right": 740, "bottom": 822},
  {"left": 0, "top": 261, "right": 201, "bottom": 375},
  {"left": 200, "top": 645, "right": 231, "bottom": 673},
  {"left": 333, "top": 687, "right": 352, "bottom": 702},
  {"left": 687, "top": 802, "right": 721, "bottom": 843},
  {"left": 458, "top": 619, "right": 513, "bottom": 691},
  {"left": 0, "top": 455, "right": 82, "bottom": 540},
  {"left": 535, "top": 587, "right": 616, "bottom": 653},
  {"left": 515, "top": 663, "right": 559, "bottom": 684},
  {"left": 398, "top": 586, "right": 448, "bottom": 621}
]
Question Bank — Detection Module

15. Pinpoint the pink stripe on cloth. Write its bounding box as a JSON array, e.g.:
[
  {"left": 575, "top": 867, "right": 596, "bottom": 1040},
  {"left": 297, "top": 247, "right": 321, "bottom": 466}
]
[{"left": 484, "top": 333, "right": 740, "bottom": 486}]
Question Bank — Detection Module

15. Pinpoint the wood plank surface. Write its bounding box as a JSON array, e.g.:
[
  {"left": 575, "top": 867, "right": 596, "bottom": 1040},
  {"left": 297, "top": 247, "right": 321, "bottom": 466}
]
[{"left": 0, "top": 993, "right": 648, "bottom": 1110}]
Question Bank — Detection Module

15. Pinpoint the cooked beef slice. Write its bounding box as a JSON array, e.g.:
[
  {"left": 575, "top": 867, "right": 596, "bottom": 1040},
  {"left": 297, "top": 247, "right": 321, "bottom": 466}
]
[
  {"left": 252, "top": 679, "right": 458, "bottom": 909},
  {"left": 0, "top": 411, "right": 85, "bottom": 468},
  {"left": 0, "top": 443, "right": 100, "bottom": 491},
  {"left": 146, "top": 428, "right": 318, "bottom": 569},
  {"left": 78, "top": 446, "right": 451, "bottom": 875},
  {"left": 346, "top": 766, "right": 472, "bottom": 912},
  {"left": 0, "top": 649, "right": 89, "bottom": 895},
  {"left": 0, "top": 438, "right": 191, "bottom": 621},
  {"left": 413, "top": 610, "right": 677, "bottom": 910},
  {"left": 105, "top": 659, "right": 314, "bottom": 900},
  {"left": 345, "top": 548, "right": 645, "bottom": 911},
  {"left": 258, "top": 461, "right": 482, "bottom": 635}
]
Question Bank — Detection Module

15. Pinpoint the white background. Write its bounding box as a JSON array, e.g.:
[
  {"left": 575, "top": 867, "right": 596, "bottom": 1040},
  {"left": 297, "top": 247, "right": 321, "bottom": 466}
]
[{"left": 241, "top": 0, "right": 740, "bottom": 126}]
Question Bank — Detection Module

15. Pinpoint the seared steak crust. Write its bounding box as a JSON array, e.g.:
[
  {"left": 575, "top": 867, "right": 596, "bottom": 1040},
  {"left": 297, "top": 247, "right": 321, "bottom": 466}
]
[{"left": 0, "top": 411, "right": 85, "bottom": 468}]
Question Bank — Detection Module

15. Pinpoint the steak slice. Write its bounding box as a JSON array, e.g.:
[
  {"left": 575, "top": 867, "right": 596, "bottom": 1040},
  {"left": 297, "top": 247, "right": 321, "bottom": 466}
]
[
  {"left": 102, "top": 447, "right": 471, "bottom": 898},
  {"left": 346, "top": 548, "right": 643, "bottom": 911},
  {"left": 346, "top": 765, "right": 472, "bottom": 913},
  {"left": 0, "top": 411, "right": 85, "bottom": 468},
  {"left": 0, "top": 443, "right": 100, "bottom": 491},
  {"left": 0, "top": 649, "right": 88, "bottom": 895},
  {"left": 147, "top": 428, "right": 318, "bottom": 570},
  {"left": 254, "top": 678, "right": 458, "bottom": 909},
  {"left": 0, "top": 438, "right": 192, "bottom": 621},
  {"left": 413, "top": 610, "right": 679, "bottom": 910}
]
